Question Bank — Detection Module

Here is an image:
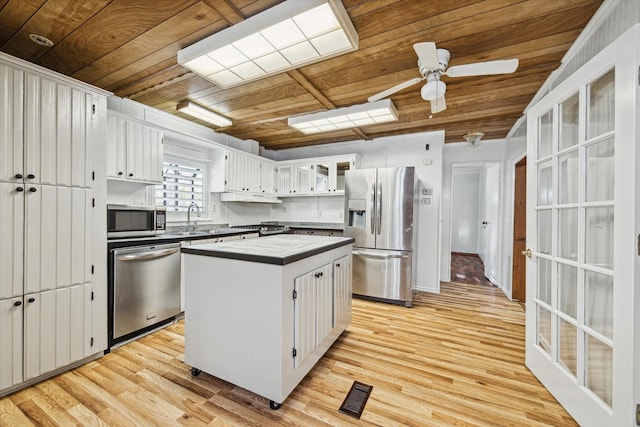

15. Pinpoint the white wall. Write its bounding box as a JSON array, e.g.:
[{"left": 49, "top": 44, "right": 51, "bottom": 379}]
[
  {"left": 270, "top": 131, "right": 445, "bottom": 293},
  {"left": 450, "top": 172, "right": 480, "bottom": 253}
]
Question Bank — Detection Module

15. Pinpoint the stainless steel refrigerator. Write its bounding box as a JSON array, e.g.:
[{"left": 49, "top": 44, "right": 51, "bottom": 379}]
[{"left": 344, "top": 167, "right": 416, "bottom": 307}]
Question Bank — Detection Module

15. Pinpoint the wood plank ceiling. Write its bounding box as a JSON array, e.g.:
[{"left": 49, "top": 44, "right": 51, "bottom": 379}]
[{"left": 0, "top": 0, "right": 602, "bottom": 150}]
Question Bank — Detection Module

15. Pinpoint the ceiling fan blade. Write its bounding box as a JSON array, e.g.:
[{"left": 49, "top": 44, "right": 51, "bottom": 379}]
[
  {"left": 367, "top": 76, "right": 424, "bottom": 102},
  {"left": 430, "top": 96, "right": 446, "bottom": 114},
  {"left": 445, "top": 58, "right": 519, "bottom": 78},
  {"left": 413, "top": 42, "right": 439, "bottom": 70}
]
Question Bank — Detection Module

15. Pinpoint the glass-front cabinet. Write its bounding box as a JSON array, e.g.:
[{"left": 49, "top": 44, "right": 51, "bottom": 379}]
[{"left": 277, "top": 154, "right": 359, "bottom": 196}]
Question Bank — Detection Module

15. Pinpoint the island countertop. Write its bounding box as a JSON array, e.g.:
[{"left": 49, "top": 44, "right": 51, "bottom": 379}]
[{"left": 180, "top": 234, "right": 355, "bottom": 265}]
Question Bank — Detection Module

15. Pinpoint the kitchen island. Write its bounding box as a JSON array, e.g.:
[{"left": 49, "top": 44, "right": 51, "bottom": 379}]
[{"left": 181, "top": 235, "right": 353, "bottom": 409}]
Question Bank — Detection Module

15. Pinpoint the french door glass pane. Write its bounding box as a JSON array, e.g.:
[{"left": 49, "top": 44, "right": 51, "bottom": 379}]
[
  {"left": 538, "top": 109, "right": 553, "bottom": 158},
  {"left": 560, "top": 93, "right": 579, "bottom": 151},
  {"left": 586, "top": 137, "right": 614, "bottom": 202},
  {"left": 559, "top": 149, "right": 579, "bottom": 204},
  {"left": 587, "top": 68, "right": 614, "bottom": 139},
  {"left": 585, "top": 207, "right": 614, "bottom": 269},
  {"left": 537, "top": 160, "right": 553, "bottom": 206},
  {"left": 537, "top": 258, "right": 552, "bottom": 304},
  {"left": 558, "top": 208, "right": 578, "bottom": 261},
  {"left": 558, "top": 318, "right": 577, "bottom": 377},
  {"left": 537, "top": 210, "right": 552, "bottom": 255},
  {"left": 537, "top": 305, "right": 552, "bottom": 354},
  {"left": 585, "top": 335, "right": 612, "bottom": 407},
  {"left": 585, "top": 271, "right": 613, "bottom": 339},
  {"left": 558, "top": 263, "right": 577, "bottom": 319}
]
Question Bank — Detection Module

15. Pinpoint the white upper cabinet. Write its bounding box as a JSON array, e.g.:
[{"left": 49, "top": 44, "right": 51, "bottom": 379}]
[
  {"left": 210, "top": 149, "right": 274, "bottom": 195},
  {"left": 0, "top": 182, "right": 24, "bottom": 299},
  {"left": 277, "top": 154, "right": 359, "bottom": 196},
  {"left": 0, "top": 67, "right": 95, "bottom": 188},
  {"left": 107, "top": 114, "right": 163, "bottom": 184},
  {"left": 0, "top": 64, "right": 23, "bottom": 183}
]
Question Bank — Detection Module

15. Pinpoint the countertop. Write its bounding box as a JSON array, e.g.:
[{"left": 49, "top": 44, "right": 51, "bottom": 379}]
[
  {"left": 107, "top": 227, "right": 258, "bottom": 249},
  {"left": 181, "top": 234, "right": 354, "bottom": 265},
  {"left": 278, "top": 221, "right": 344, "bottom": 230}
]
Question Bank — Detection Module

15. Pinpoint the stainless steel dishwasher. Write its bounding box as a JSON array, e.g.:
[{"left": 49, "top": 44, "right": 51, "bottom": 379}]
[{"left": 112, "top": 243, "right": 181, "bottom": 342}]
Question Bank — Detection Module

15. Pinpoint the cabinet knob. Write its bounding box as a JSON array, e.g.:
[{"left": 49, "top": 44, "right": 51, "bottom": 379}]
[
  {"left": 28, "top": 187, "right": 37, "bottom": 192},
  {"left": 118, "top": 171, "right": 123, "bottom": 176},
  {"left": 14, "top": 300, "right": 22, "bottom": 307},
  {"left": 336, "top": 263, "right": 341, "bottom": 267},
  {"left": 128, "top": 173, "right": 133, "bottom": 177},
  {"left": 15, "top": 173, "right": 23, "bottom": 179},
  {"left": 27, "top": 174, "right": 35, "bottom": 179},
  {"left": 27, "top": 297, "right": 35, "bottom": 303},
  {"left": 16, "top": 186, "right": 24, "bottom": 192}
]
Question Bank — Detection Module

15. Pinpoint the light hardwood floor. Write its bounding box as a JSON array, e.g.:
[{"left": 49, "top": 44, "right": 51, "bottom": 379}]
[{"left": 0, "top": 281, "right": 577, "bottom": 426}]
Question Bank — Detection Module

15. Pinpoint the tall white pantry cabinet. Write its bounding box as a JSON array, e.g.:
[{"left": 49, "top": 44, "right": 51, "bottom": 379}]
[{"left": 0, "top": 53, "right": 108, "bottom": 394}]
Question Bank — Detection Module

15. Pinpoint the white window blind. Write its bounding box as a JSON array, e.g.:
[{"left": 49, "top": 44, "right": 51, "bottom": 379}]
[{"left": 155, "top": 161, "right": 205, "bottom": 211}]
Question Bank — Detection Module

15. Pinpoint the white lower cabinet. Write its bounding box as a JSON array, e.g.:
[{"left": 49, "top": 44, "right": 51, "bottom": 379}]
[
  {"left": 333, "top": 255, "right": 352, "bottom": 330},
  {"left": 0, "top": 283, "right": 95, "bottom": 389},
  {"left": 293, "top": 263, "right": 333, "bottom": 369},
  {"left": 0, "top": 297, "right": 23, "bottom": 390},
  {"left": 23, "top": 283, "right": 94, "bottom": 380}
]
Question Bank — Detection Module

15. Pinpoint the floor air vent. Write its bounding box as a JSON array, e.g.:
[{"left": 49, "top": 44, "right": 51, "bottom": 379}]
[{"left": 339, "top": 381, "right": 373, "bottom": 419}]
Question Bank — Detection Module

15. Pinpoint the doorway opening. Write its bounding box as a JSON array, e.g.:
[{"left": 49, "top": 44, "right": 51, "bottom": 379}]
[{"left": 511, "top": 156, "right": 527, "bottom": 302}]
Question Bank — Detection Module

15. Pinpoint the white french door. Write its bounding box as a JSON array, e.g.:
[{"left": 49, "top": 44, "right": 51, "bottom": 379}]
[{"left": 525, "top": 26, "right": 639, "bottom": 426}]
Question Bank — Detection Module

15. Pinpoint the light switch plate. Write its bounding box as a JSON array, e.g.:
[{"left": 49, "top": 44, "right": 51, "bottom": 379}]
[
  {"left": 421, "top": 197, "right": 431, "bottom": 204},
  {"left": 422, "top": 188, "right": 433, "bottom": 196}
]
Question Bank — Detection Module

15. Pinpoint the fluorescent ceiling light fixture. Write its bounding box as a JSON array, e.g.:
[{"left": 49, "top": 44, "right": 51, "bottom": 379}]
[
  {"left": 177, "top": 0, "right": 358, "bottom": 89},
  {"left": 177, "top": 101, "right": 232, "bottom": 127},
  {"left": 288, "top": 99, "right": 398, "bottom": 134}
]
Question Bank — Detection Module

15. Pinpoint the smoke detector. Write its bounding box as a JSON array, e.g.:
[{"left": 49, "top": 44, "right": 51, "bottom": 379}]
[{"left": 29, "top": 34, "right": 54, "bottom": 47}]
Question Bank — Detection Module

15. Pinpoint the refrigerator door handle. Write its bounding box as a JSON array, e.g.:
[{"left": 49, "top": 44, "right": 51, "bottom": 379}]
[
  {"left": 377, "top": 180, "right": 382, "bottom": 234},
  {"left": 370, "top": 182, "right": 376, "bottom": 234},
  {"left": 353, "top": 250, "right": 409, "bottom": 260}
]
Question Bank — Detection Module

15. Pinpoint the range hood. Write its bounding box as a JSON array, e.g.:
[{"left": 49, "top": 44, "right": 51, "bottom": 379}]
[{"left": 219, "top": 192, "right": 282, "bottom": 204}]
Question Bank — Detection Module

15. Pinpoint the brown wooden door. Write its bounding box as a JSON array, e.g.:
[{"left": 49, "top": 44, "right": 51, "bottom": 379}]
[{"left": 511, "top": 157, "right": 526, "bottom": 301}]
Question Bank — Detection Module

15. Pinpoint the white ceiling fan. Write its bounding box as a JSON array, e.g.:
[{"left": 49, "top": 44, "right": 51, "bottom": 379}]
[{"left": 368, "top": 42, "right": 519, "bottom": 114}]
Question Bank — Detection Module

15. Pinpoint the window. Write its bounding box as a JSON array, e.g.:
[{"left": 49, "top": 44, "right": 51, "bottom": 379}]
[{"left": 155, "top": 159, "right": 206, "bottom": 214}]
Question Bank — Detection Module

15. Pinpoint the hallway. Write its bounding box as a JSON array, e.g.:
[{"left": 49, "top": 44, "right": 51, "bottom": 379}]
[{"left": 451, "top": 252, "right": 493, "bottom": 286}]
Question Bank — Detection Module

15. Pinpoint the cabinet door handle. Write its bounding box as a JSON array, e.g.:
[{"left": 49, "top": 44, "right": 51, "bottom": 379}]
[
  {"left": 336, "top": 263, "right": 341, "bottom": 267},
  {"left": 128, "top": 173, "right": 133, "bottom": 177},
  {"left": 14, "top": 173, "right": 23, "bottom": 179},
  {"left": 14, "top": 300, "right": 22, "bottom": 307},
  {"left": 118, "top": 171, "right": 123, "bottom": 176},
  {"left": 27, "top": 174, "right": 35, "bottom": 179},
  {"left": 29, "top": 187, "right": 37, "bottom": 192},
  {"left": 16, "top": 186, "right": 24, "bottom": 192},
  {"left": 27, "top": 297, "right": 35, "bottom": 303}
]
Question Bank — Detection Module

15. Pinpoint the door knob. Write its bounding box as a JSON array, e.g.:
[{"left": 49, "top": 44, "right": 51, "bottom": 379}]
[{"left": 521, "top": 248, "right": 532, "bottom": 258}]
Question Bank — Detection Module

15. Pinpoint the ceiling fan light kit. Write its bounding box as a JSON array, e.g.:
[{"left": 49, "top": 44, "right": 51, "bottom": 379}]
[
  {"left": 368, "top": 42, "right": 519, "bottom": 115},
  {"left": 176, "top": 101, "right": 232, "bottom": 127},
  {"left": 177, "top": 0, "right": 358, "bottom": 89},
  {"left": 288, "top": 99, "right": 398, "bottom": 134}
]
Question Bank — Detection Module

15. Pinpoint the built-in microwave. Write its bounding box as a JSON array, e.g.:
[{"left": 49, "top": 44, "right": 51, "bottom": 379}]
[{"left": 107, "top": 204, "right": 166, "bottom": 239}]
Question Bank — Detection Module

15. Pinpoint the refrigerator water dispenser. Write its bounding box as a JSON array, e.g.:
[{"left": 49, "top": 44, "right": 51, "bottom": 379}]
[{"left": 347, "top": 199, "right": 366, "bottom": 227}]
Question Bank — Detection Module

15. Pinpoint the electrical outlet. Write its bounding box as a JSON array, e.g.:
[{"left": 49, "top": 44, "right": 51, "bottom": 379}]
[{"left": 421, "top": 197, "right": 431, "bottom": 204}]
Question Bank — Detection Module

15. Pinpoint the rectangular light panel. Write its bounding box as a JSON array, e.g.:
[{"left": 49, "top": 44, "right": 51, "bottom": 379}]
[
  {"left": 177, "top": 0, "right": 358, "bottom": 89},
  {"left": 177, "top": 101, "right": 232, "bottom": 127},
  {"left": 288, "top": 99, "right": 398, "bottom": 134}
]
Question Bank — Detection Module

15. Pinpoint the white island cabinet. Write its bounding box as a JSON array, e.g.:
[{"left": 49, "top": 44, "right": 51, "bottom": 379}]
[{"left": 181, "top": 235, "right": 353, "bottom": 409}]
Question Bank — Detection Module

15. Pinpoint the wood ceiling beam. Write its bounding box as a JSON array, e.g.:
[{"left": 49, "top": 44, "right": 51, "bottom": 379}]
[{"left": 286, "top": 69, "right": 371, "bottom": 141}]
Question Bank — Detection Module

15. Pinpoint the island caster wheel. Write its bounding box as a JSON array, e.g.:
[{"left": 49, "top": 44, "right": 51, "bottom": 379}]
[
  {"left": 190, "top": 367, "right": 201, "bottom": 377},
  {"left": 269, "top": 400, "right": 282, "bottom": 410}
]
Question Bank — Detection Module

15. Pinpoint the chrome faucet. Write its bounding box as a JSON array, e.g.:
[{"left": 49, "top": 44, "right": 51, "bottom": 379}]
[{"left": 187, "top": 202, "right": 200, "bottom": 232}]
